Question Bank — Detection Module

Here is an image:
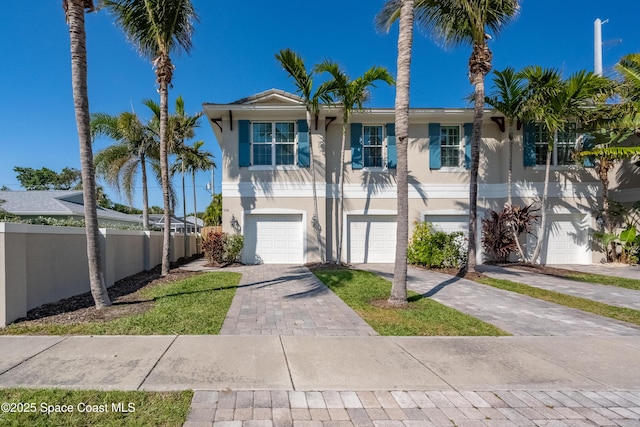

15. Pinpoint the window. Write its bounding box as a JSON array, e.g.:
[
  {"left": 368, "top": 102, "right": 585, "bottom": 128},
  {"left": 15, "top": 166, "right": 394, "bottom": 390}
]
[
  {"left": 533, "top": 122, "right": 577, "bottom": 166},
  {"left": 251, "top": 122, "right": 296, "bottom": 166},
  {"left": 440, "top": 126, "right": 462, "bottom": 167},
  {"left": 363, "top": 125, "right": 384, "bottom": 168}
]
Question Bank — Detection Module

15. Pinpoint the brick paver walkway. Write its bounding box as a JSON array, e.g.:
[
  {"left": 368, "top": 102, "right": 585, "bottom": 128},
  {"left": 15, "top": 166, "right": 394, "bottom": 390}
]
[
  {"left": 219, "top": 265, "right": 377, "bottom": 336},
  {"left": 478, "top": 265, "right": 640, "bottom": 311},
  {"left": 555, "top": 264, "right": 640, "bottom": 280},
  {"left": 184, "top": 389, "right": 640, "bottom": 426},
  {"left": 356, "top": 264, "right": 640, "bottom": 336}
]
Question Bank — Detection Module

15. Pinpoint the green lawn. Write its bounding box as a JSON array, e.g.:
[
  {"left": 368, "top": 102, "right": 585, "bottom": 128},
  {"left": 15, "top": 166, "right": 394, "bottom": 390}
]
[
  {"left": 477, "top": 276, "right": 640, "bottom": 327},
  {"left": 0, "top": 389, "right": 192, "bottom": 427},
  {"left": 562, "top": 271, "right": 640, "bottom": 291},
  {"left": 314, "top": 268, "right": 508, "bottom": 336},
  {"left": 0, "top": 272, "right": 241, "bottom": 335}
]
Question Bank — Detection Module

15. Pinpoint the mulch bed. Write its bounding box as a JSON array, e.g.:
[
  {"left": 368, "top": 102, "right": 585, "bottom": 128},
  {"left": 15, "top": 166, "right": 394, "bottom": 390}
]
[{"left": 11, "top": 267, "right": 201, "bottom": 327}]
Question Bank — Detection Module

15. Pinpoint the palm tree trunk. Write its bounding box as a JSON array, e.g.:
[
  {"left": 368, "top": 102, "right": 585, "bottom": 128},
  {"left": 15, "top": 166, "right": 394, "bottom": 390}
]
[
  {"left": 181, "top": 161, "right": 188, "bottom": 258},
  {"left": 159, "top": 75, "right": 171, "bottom": 276},
  {"left": 530, "top": 138, "right": 554, "bottom": 264},
  {"left": 598, "top": 158, "right": 614, "bottom": 261},
  {"left": 192, "top": 170, "right": 199, "bottom": 253},
  {"left": 307, "top": 109, "right": 324, "bottom": 263},
  {"left": 467, "top": 77, "right": 485, "bottom": 272},
  {"left": 337, "top": 123, "right": 347, "bottom": 264},
  {"left": 66, "top": 0, "right": 111, "bottom": 308},
  {"left": 389, "top": 0, "right": 413, "bottom": 307},
  {"left": 507, "top": 122, "right": 514, "bottom": 206},
  {"left": 141, "top": 153, "right": 149, "bottom": 229}
]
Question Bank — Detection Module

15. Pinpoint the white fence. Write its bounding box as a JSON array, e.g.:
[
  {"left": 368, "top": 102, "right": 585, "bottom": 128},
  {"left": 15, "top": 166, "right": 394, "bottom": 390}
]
[{"left": 0, "top": 223, "right": 200, "bottom": 327}]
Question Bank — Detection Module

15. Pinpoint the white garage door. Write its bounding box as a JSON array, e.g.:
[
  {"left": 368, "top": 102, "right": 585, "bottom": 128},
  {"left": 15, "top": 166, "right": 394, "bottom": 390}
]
[
  {"left": 424, "top": 215, "right": 468, "bottom": 236},
  {"left": 348, "top": 215, "right": 396, "bottom": 263},
  {"left": 531, "top": 214, "right": 589, "bottom": 265},
  {"left": 244, "top": 214, "right": 303, "bottom": 264}
]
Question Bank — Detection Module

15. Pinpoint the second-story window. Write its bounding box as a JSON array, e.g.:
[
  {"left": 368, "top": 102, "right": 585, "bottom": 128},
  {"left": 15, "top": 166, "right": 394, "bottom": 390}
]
[
  {"left": 533, "top": 122, "right": 577, "bottom": 166},
  {"left": 363, "top": 125, "right": 384, "bottom": 168},
  {"left": 252, "top": 122, "right": 296, "bottom": 166},
  {"left": 440, "top": 125, "right": 462, "bottom": 167}
]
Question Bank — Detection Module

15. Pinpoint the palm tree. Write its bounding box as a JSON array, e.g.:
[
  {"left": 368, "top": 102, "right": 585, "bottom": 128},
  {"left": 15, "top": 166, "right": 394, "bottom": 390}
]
[
  {"left": 91, "top": 110, "right": 158, "bottom": 229},
  {"left": 378, "top": 0, "right": 520, "bottom": 272},
  {"left": 386, "top": 0, "right": 415, "bottom": 306},
  {"left": 520, "top": 67, "right": 608, "bottom": 263},
  {"left": 315, "top": 62, "right": 394, "bottom": 263},
  {"left": 485, "top": 67, "right": 526, "bottom": 206},
  {"left": 171, "top": 140, "right": 215, "bottom": 251},
  {"left": 104, "top": 0, "right": 198, "bottom": 276},
  {"left": 275, "top": 48, "right": 333, "bottom": 263},
  {"left": 63, "top": 0, "right": 111, "bottom": 308}
]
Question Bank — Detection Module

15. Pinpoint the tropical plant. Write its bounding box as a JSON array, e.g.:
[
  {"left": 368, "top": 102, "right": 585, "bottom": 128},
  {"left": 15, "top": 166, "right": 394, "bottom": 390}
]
[
  {"left": 520, "top": 67, "right": 609, "bottom": 264},
  {"left": 91, "top": 110, "right": 158, "bottom": 228},
  {"left": 315, "top": 62, "right": 394, "bottom": 264},
  {"left": 481, "top": 203, "right": 539, "bottom": 263},
  {"left": 104, "top": 0, "right": 198, "bottom": 276},
  {"left": 172, "top": 140, "right": 215, "bottom": 228},
  {"left": 63, "top": 0, "right": 111, "bottom": 308},
  {"left": 275, "top": 48, "right": 333, "bottom": 263},
  {"left": 377, "top": 0, "right": 520, "bottom": 273},
  {"left": 203, "top": 193, "right": 222, "bottom": 226},
  {"left": 592, "top": 201, "right": 640, "bottom": 264},
  {"left": 485, "top": 67, "right": 526, "bottom": 205}
]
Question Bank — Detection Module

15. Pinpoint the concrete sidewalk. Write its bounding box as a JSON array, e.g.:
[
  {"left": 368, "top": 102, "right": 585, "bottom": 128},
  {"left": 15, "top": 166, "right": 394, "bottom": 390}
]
[
  {"left": 1, "top": 335, "right": 639, "bottom": 391},
  {"left": 2, "top": 335, "right": 640, "bottom": 426}
]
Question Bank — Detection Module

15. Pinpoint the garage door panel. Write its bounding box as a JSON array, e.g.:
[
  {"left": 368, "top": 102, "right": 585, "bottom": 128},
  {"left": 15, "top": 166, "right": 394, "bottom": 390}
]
[
  {"left": 348, "top": 215, "right": 396, "bottom": 263},
  {"left": 530, "top": 215, "right": 589, "bottom": 265},
  {"left": 244, "top": 214, "right": 303, "bottom": 264}
]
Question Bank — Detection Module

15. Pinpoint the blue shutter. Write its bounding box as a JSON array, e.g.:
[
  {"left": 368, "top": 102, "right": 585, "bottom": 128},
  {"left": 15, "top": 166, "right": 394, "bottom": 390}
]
[
  {"left": 351, "top": 123, "right": 363, "bottom": 170},
  {"left": 582, "top": 134, "right": 596, "bottom": 168},
  {"left": 428, "top": 123, "right": 441, "bottom": 169},
  {"left": 464, "top": 123, "right": 473, "bottom": 169},
  {"left": 523, "top": 122, "right": 536, "bottom": 167},
  {"left": 297, "top": 119, "right": 309, "bottom": 167},
  {"left": 239, "top": 120, "right": 250, "bottom": 167},
  {"left": 386, "top": 123, "right": 396, "bottom": 169}
]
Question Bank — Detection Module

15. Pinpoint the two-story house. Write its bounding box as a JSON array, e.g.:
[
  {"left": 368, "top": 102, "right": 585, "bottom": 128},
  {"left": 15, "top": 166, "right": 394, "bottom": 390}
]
[{"left": 203, "top": 89, "right": 630, "bottom": 266}]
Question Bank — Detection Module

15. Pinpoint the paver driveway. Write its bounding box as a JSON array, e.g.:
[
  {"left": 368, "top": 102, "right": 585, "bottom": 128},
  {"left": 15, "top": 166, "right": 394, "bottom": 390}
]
[
  {"left": 356, "top": 264, "right": 640, "bottom": 336},
  {"left": 219, "top": 265, "right": 377, "bottom": 336}
]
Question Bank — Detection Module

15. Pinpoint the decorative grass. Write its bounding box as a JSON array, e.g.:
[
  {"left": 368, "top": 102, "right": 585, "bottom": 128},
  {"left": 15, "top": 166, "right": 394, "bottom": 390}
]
[
  {"left": 477, "top": 276, "right": 640, "bottom": 327},
  {"left": 0, "top": 272, "right": 241, "bottom": 335},
  {"left": 0, "top": 389, "right": 192, "bottom": 427},
  {"left": 314, "top": 268, "right": 508, "bottom": 336}
]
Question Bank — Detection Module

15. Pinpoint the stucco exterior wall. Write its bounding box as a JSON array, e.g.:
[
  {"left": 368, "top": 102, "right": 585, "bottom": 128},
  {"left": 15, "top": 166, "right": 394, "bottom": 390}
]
[{"left": 0, "top": 224, "right": 200, "bottom": 327}]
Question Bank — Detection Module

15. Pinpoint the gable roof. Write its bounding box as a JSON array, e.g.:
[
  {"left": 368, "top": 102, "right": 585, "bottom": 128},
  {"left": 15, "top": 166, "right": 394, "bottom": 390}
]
[
  {"left": 229, "top": 88, "right": 304, "bottom": 105},
  {"left": 0, "top": 190, "right": 141, "bottom": 224}
]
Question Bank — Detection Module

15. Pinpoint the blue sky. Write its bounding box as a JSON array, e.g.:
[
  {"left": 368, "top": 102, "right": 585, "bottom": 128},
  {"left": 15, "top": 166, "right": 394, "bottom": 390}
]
[{"left": 0, "top": 1, "right": 637, "bottom": 213}]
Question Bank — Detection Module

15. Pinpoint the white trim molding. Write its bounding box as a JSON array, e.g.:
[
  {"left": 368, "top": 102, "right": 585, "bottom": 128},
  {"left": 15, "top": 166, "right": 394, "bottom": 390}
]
[{"left": 223, "top": 181, "right": 602, "bottom": 201}]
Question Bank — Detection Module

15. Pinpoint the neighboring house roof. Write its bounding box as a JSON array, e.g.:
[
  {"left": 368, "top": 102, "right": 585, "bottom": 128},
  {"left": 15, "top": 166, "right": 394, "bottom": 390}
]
[
  {"left": 185, "top": 216, "right": 204, "bottom": 227},
  {"left": 148, "top": 214, "right": 200, "bottom": 228},
  {"left": 0, "top": 190, "right": 141, "bottom": 225}
]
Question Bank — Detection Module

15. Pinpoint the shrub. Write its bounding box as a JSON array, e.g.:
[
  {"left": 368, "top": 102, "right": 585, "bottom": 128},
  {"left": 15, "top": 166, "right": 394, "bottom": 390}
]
[
  {"left": 407, "top": 221, "right": 466, "bottom": 268},
  {"left": 203, "top": 231, "right": 244, "bottom": 264},
  {"left": 224, "top": 234, "right": 244, "bottom": 263},
  {"left": 481, "top": 204, "right": 540, "bottom": 263},
  {"left": 203, "top": 231, "right": 226, "bottom": 264}
]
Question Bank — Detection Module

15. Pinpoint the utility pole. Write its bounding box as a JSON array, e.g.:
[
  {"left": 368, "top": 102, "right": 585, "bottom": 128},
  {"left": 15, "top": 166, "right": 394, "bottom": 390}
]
[{"left": 594, "top": 18, "right": 604, "bottom": 76}]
